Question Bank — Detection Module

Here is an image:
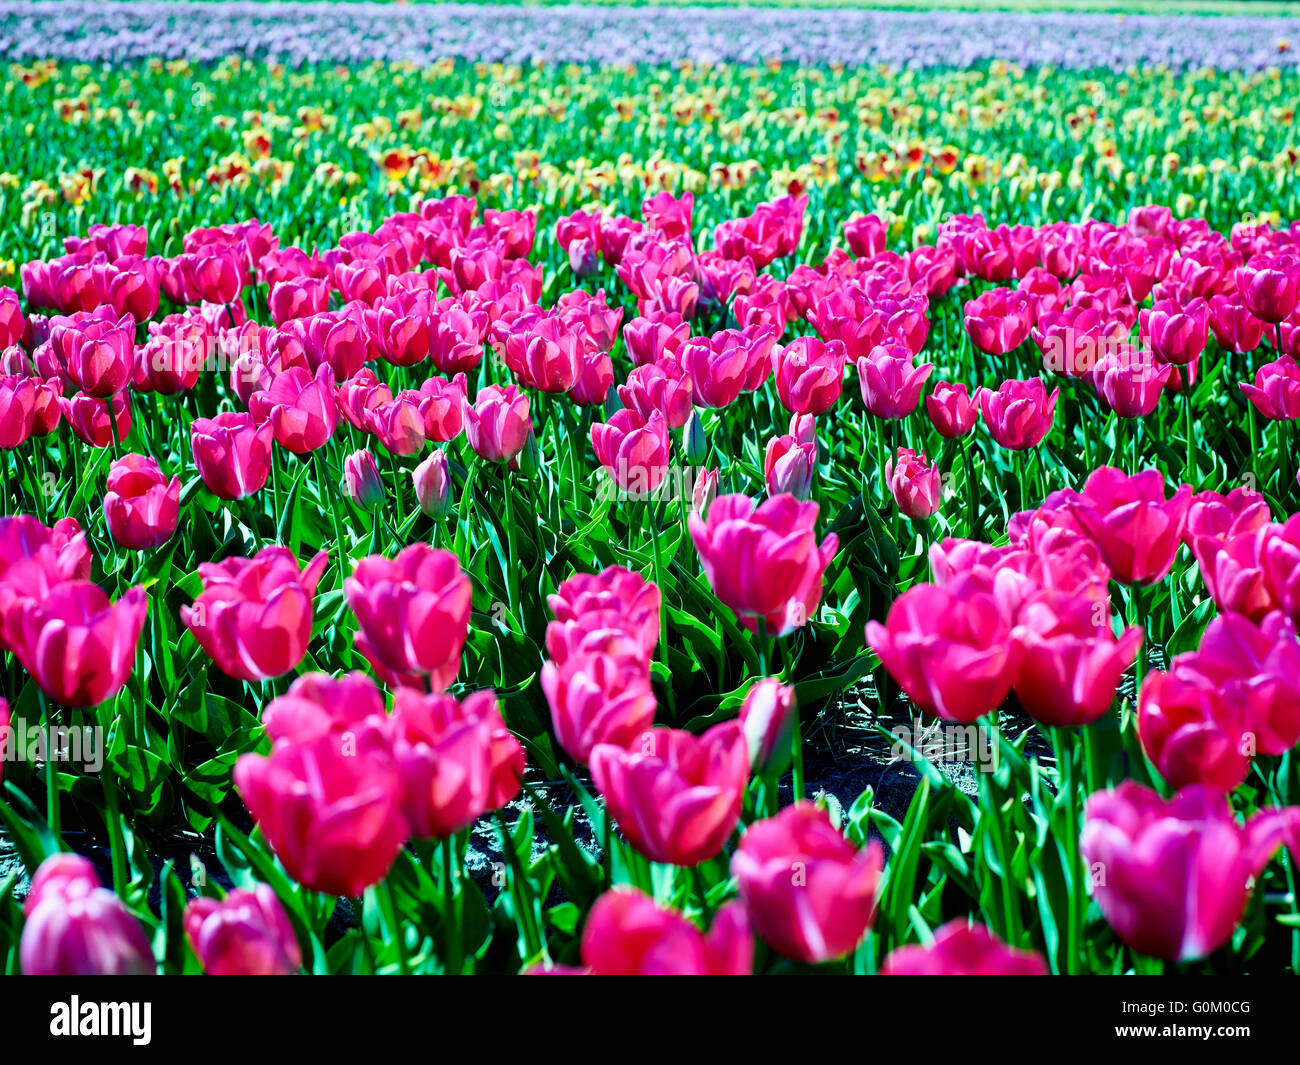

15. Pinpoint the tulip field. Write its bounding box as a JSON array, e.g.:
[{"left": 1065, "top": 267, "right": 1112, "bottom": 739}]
[{"left": 3, "top": 2, "right": 1300, "bottom": 982}]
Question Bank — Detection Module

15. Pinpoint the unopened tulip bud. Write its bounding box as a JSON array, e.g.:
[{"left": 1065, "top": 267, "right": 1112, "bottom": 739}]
[
  {"left": 343, "top": 448, "right": 384, "bottom": 510},
  {"left": 684, "top": 409, "right": 707, "bottom": 465},
  {"left": 413, "top": 450, "right": 452, "bottom": 517},
  {"left": 740, "top": 677, "right": 797, "bottom": 774},
  {"left": 692, "top": 467, "right": 719, "bottom": 518},
  {"left": 569, "top": 237, "right": 599, "bottom": 279},
  {"left": 517, "top": 428, "right": 542, "bottom": 476}
]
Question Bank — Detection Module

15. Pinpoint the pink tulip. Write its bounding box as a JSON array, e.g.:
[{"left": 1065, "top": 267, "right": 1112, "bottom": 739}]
[
  {"left": 21, "top": 854, "right": 153, "bottom": 976},
  {"left": 269, "top": 276, "right": 331, "bottom": 326},
  {"left": 103, "top": 453, "right": 181, "bottom": 551},
  {"left": 732, "top": 802, "right": 884, "bottom": 964},
  {"left": 1093, "top": 344, "right": 1171, "bottom": 418},
  {"left": 0, "top": 515, "right": 92, "bottom": 608},
  {"left": 28, "top": 376, "right": 62, "bottom": 437},
  {"left": 577, "top": 888, "right": 752, "bottom": 976},
  {"left": 464, "top": 383, "right": 531, "bottom": 464},
  {"left": 1185, "top": 486, "right": 1270, "bottom": 544},
  {"left": 978, "top": 378, "right": 1058, "bottom": 450},
  {"left": 0, "top": 286, "right": 25, "bottom": 348},
  {"left": 764, "top": 434, "right": 816, "bottom": 501},
  {"left": 925, "top": 380, "right": 977, "bottom": 438},
  {"left": 591, "top": 409, "right": 671, "bottom": 495},
  {"left": 1069, "top": 466, "right": 1191, "bottom": 585},
  {"left": 542, "top": 640, "right": 657, "bottom": 765},
  {"left": 866, "top": 575, "right": 1017, "bottom": 724},
  {"left": 1240, "top": 355, "right": 1300, "bottom": 420},
  {"left": 845, "top": 214, "right": 887, "bottom": 259},
  {"left": 622, "top": 310, "right": 689, "bottom": 367},
  {"left": 642, "top": 190, "right": 694, "bottom": 242},
  {"left": 184, "top": 884, "right": 302, "bottom": 976},
  {"left": 260, "top": 670, "right": 387, "bottom": 745},
  {"left": 1011, "top": 589, "right": 1143, "bottom": 727},
  {"left": 568, "top": 348, "right": 616, "bottom": 407},
  {"left": 677, "top": 330, "right": 751, "bottom": 409},
  {"left": 344, "top": 543, "right": 471, "bottom": 689},
  {"left": 181, "top": 547, "right": 328, "bottom": 682},
  {"left": 10, "top": 581, "right": 146, "bottom": 707},
  {"left": 412, "top": 372, "right": 467, "bottom": 442},
  {"left": 134, "top": 311, "right": 206, "bottom": 394},
  {"left": 568, "top": 238, "right": 598, "bottom": 278},
  {"left": 1191, "top": 526, "right": 1276, "bottom": 621},
  {"left": 1137, "top": 669, "right": 1254, "bottom": 792},
  {"left": 689, "top": 493, "right": 838, "bottom": 636},
  {"left": 1140, "top": 297, "right": 1209, "bottom": 365},
  {"left": 547, "top": 565, "right": 661, "bottom": 660},
  {"left": 1079, "top": 782, "right": 1300, "bottom": 961},
  {"left": 1208, "top": 292, "right": 1265, "bottom": 354},
  {"left": 1236, "top": 254, "right": 1300, "bottom": 324},
  {"left": 617, "top": 359, "right": 694, "bottom": 429},
  {"left": 0, "top": 375, "right": 36, "bottom": 449},
  {"left": 388, "top": 687, "right": 525, "bottom": 838},
  {"left": 49, "top": 307, "right": 135, "bottom": 397},
  {"left": 366, "top": 289, "right": 435, "bottom": 366},
  {"left": 713, "top": 194, "right": 806, "bottom": 268},
  {"left": 692, "top": 466, "right": 719, "bottom": 517},
  {"left": 502, "top": 314, "right": 584, "bottom": 393},
  {"left": 885, "top": 447, "right": 941, "bottom": 520},
  {"left": 881, "top": 920, "right": 1048, "bottom": 976},
  {"left": 234, "top": 728, "right": 409, "bottom": 898},
  {"left": 58, "top": 389, "right": 132, "bottom": 448},
  {"left": 964, "top": 288, "right": 1033, "bottom": 355},
  {"left": 590, "top": 722, "right": 749, "bottom": 867},
  {"left": 367, "top": 392, "right": 427, "bottom": 456},
  {"left": 1184, "top": 610, "right": 1300, "bottom": 756},
  {"left": 282, "top": 307, "right": 368, "bottom": 382},
  {"left": 190, "top": 412, "right": 274, "bottom": 500},
  {"left": 249, "top": 364, "right": 338, "bottom": 453},
  {"left": 772, "top": 337, "right": 848, "bottom": 416},
  {"left": 856, "top": 340, "right": 933, "bottom": 420}
]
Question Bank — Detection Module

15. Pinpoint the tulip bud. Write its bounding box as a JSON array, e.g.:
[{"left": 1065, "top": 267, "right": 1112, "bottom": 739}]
[
  {"left": 343, "top": 448, "right": 385, "bottom": 510},
  {"left": 517, "top": 428, "right": 543, "bottom": 477},
  {"left": 413, "top": 450, "right": 452, "bottom": 517},
  {"left": 683, "top": 409, "right": 707, "bottom": 465},
  {"left": 691, "top": 467, "right": 719, "bottom": 519},
  {"left": 740, "top": 678, "right": 797, "bottom": 774},
  {"left": 568, "top": 237, "right": 599, "bottom": 279}
]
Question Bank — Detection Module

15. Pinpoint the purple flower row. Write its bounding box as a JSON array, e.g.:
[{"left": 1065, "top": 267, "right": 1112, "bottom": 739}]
[{"left": 1, "top": 1, "right": 1298, "bottom": 70}]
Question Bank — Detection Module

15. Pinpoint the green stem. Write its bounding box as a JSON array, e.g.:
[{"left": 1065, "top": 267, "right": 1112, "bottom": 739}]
[
  {"left": 380, "top": 881, "right": 410, "bottom": 975},
  {"left": 501, "top": 470, "right": 520, "bottom": 618},
  {"left": 791, "top": 715, "right": 805, "bottom": 805},
  {"left": 442, "top": 836, "right": 463, "bottom": 975},
  {"left": 106, "top": 394, "right": 122, "bottom": 457},
  {"left": 1052, "top": 726, "right": 1083, "bottom": 975},
  {"left": 963, "top": 438, "right": 977, "bottom": 538},
  {"left": 1131, "top": 583, "right": 1147, "bottom": 698},
  {"left": 646, "top": 499, "right": 674, "bottom": 716},
  {"left": 38, "top": 690, "right": 59, "bottom": 839},
  {"left": 314, "top": 450, "right": 349, "bottom": 577},
  {"left": 388, "top": 451, "right": 407, "bottom": 532}
]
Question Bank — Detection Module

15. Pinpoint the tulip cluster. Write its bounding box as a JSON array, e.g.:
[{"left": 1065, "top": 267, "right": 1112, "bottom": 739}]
[
  {"left": 235, "top": 670, "right": 524, "bottom": 895},
  {"left": 0, "top": 514, "right": 146, "bottom": 707},
  {"left": 868, "top": 466, "right": 1191, "bottom": 726}
]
